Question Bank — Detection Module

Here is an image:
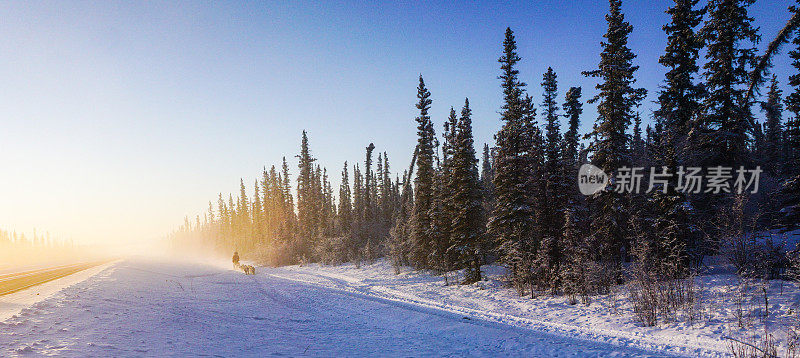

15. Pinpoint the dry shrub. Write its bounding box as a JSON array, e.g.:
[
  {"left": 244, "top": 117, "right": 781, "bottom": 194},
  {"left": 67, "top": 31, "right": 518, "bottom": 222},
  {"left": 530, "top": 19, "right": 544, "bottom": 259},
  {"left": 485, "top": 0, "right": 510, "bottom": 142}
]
[
  {"left": 627, "top": 261, "right": 699, "bottom": 327},
  {"left": 726, "top": 329, "right": 778, "bottom": 358},
  {"left": 559, "top": 260, "right": 618, "bottom": 305},
  {"left": 628, "top": 264, "right": 659, "bottom": 326},
  {"left": 718, "top": 196, "right": 789, "bottom": 280},
  {"left": 788, "top": 324, "right": 800, "bottom": 358}
]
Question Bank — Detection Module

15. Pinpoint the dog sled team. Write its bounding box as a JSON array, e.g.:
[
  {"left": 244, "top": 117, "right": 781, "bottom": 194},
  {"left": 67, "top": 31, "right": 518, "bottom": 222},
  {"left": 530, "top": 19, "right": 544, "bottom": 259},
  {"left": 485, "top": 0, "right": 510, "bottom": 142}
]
[{"left": 232, "top": 251, "right": 256, "bottom": 275}]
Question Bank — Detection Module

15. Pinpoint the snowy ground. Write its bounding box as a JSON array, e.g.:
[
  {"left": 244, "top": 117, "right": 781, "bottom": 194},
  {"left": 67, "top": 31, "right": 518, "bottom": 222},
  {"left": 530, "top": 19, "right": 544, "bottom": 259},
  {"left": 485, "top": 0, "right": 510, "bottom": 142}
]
[
  {"left": 1, "top": 258, "right": 675, "bottom": 357},
  {"left": 267, "top": 259, "right": 800, "bottom": 357}
]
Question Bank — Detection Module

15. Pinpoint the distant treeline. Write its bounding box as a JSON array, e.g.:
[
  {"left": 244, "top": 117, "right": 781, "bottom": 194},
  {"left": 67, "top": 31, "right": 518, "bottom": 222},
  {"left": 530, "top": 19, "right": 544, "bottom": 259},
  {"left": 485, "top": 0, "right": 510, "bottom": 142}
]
[
  {"left": 0, "top": 229, "right": 80, "bottom": 267},
  {"left": 0, "top": 229, "right": 73, "bottom": 249}
]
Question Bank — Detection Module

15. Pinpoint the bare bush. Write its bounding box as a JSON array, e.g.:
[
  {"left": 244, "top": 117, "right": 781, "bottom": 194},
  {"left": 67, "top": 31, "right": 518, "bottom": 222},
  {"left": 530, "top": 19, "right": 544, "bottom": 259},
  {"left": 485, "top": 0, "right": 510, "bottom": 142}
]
[
  {"left": 733, "top": 277, "right": 755, "bottom": 328},
  {"left": 718, "top": 196, "right": 789, "bottom": 280},
  {"left": 788, "top": 324, "right": 800, "bottom": 358},
  {"left": 725, "top": 329, "right": 778, "bottom": 358},
  {"left": 627, "top": 261, "right": 700, "bottom": 326},
  {"left": 628, "top": 269, "right": 658, "bottom": 325}
]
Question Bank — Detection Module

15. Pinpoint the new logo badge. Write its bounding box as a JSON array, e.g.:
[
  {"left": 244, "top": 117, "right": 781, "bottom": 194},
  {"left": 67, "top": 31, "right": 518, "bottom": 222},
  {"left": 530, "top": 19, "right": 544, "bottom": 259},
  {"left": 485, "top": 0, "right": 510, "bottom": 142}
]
[{"left": 578, "top": 164, "right": 609, "bottom": 195}]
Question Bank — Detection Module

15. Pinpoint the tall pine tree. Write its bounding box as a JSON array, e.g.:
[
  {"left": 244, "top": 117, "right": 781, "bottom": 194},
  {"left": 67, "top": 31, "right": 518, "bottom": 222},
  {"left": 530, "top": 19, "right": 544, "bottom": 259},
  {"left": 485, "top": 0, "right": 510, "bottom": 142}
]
[
  {"left": 489, "top": 28, "right": 539, "bottom": 294},
  {"left": 644, "top": 0, "right": 705, "bottom": 273},
  {"left": 762, "top": 76, "right": 784, "bottom": 175},
  {"left": 296, "top": 131, "right": 317, "bottom": 257},
  {"left": 537, "top": 67, "right": 567, "bottom": 292},
  {"left": 697, "top": 0, "right": 759, "bottom": 168},
  {"left": 582, "top": 0, "right": 646, "bottom": 278},
  {"left": 410, "top": 76, "right": 436, "bottom": 268},
  {"left": 562, "top": 87, "right": 583, "bottom": 167},
  {"left": 781, "top": 21, "right": 800, "bottom": 230},
  {"left": 338, "top": 161, "right": 353, "bottom": 235},
  {"left": 449, "top": 99, "right": 485, "bottom": 283},
  {"left": 657, "top": 0, "right": 704, "bottom": 169}
]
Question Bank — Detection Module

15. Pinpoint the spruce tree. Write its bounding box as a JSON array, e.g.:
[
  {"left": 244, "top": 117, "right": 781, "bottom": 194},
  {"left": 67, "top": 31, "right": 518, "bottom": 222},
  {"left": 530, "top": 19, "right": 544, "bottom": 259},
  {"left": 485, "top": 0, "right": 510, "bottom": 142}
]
[
  {"left": 559, "top": 85, "right": 589, "bottom": 296},
  {"left": 787, "top": 13, "right": 800, "bottom": 172},
  {"left": 480, "top": 144, "right": 495, "bottom": 206},
  {"left": 218, "top": 193, "right": 229, "bottom": 243},
  {"left": 762, "top": 76, "right": 784, "bottom": 175},
  {"left": 296, "top": 131, "right": 317, "bottom": 257},
  {"left": 281, "top": 157, "right": 296, "bottom": 237},
  {"left": 631, "top": 113, "right": 648, "bottom": 166},
  {"left": 338, "top": 161, "right": 353, "bottom": 235},
  {"left": 430, "top": 108, "right": 458, "bottom": 276},
  {"left": 380, "top": 152, "right": 394, "bottom": 226},
  {"left": 542, "top": 68, "right": 561, "bottom": 165},
  {"left": 562, "top": 86, "right": 583, "bottom": 167},
  {"left": 260, "top": 168, "right": 272, "bottom": 239},
  {"left": 523, "top": 92, "right": 547, "bottom": 295},
  {"left": 643, "top": 0, "right": 705, "bottom": 273},
  {"left": 390, "top": 164, "right": 414, "bottom": 268},
  {"left": 582, "top": 0, "right": 646, "bottom": 277},
  {"left": 538, "top": 67, "right": 566, "bottom": 291},
  {"left": 376, "top": 153, "right": 386, "bottom": 225},
  {"left": 353, "top": 163, "right": 364, "bottom": 233},
  {"left": 480, "top": 143, "right": 496, "bottom": 259},
  {"left": 321, "top": 167, "right": 335, "bottom": 236},
  {"left": 364, "top": 143, "right": 376, "bottom": 224},
  {"left": 429, "top": 147, "right": 451, "bottom": 276},
  {"left": 657, "top": 0, "right": 704, "bottom": 168},
  {"left": 311, "top": 165, "right": 324, "bottom": 238},
  {"left": 697, "top": 0, "right": 759, "bottom": 168},
  {"left": 449, "top": 99, "right": 485, "bottom": 283},
  {"left": 781, "top": 25, "right": 800, "bottom": 230},
  {"left": 684, "top": 0, "right": 759, "bottom": 252},
  {"left": 264, "top": 166, "right": 280, "bottom": 239},
  {"left": 410, "top": 75, "right": 436, "bottom": 268},
  {"left": 489, "top": 28, "right": 538, "bottom": 293}
]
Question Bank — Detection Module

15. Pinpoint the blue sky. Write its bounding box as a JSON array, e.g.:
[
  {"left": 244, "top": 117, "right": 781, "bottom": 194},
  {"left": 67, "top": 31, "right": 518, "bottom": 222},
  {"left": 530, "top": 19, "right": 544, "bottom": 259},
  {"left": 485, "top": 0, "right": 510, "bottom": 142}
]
[{"left": 0, "top": 0, "right": 794, "bottom": 245}]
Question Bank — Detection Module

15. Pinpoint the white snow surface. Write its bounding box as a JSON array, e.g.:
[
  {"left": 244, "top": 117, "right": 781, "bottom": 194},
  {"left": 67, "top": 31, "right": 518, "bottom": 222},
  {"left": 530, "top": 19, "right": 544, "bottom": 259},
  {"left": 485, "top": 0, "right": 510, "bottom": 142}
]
[
  {"left": 0, "top": 258, "right": 681, "bottom": 357},
  {"left": 267, "top": 259, "right": 800, "bottom": 358},
  {"left": 267, "top": 261, "right": 729, "bottom": 357}
]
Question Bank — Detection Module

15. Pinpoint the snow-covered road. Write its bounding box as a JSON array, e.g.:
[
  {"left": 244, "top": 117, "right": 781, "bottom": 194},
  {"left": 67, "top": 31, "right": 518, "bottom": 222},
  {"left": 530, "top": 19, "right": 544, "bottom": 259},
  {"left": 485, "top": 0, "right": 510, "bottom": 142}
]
[{"left": 0, "top": 259, "right": 669, "bottom": 357}]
